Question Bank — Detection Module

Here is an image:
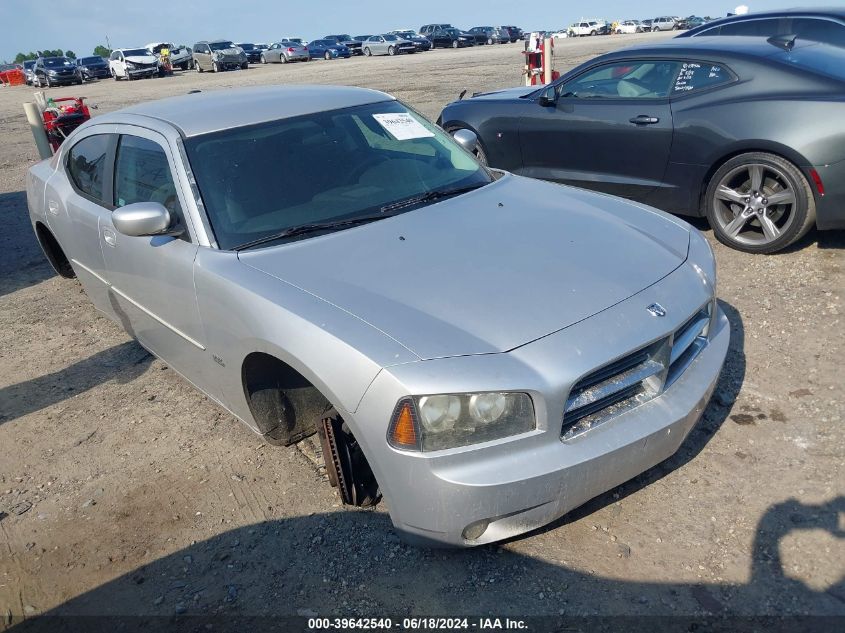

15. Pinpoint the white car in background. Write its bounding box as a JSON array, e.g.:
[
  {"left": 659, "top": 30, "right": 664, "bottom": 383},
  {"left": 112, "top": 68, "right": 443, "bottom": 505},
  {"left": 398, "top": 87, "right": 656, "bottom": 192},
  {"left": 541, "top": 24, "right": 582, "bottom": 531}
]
[
  {"left": 615, "top": 20, "right": 644, "bottom": 34},
  {"left": 550, "top": 29, "right": 570, "bottom": 39},
  {"left": 567, "top": 21, "right": 601, "bottom": 36},
  {"left": 109, "top": 47, "right": 159, "bottom": 80}
]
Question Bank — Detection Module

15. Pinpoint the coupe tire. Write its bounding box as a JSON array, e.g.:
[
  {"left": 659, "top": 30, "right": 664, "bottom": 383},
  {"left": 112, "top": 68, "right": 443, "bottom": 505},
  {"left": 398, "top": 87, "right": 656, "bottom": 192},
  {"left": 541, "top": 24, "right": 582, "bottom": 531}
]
[
  {"left": 364, "top": 47, "right": 371, "bottom": 56},
  {"left": 387, "top": 46, "right": 395, "bottom": 56},
  {"left": 704, "top": 152, "right": 816, "bottom": 254}
]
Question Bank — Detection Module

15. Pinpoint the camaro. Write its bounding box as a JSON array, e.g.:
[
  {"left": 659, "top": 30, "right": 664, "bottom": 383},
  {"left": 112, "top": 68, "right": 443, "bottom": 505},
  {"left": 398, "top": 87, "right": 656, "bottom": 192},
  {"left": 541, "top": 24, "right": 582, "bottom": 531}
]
[
  {"left": 438, "top": 36, "right": 845, "bottom": 253},
  {"left": 26, "top": 85, "right": 728, "bottom": 546}
]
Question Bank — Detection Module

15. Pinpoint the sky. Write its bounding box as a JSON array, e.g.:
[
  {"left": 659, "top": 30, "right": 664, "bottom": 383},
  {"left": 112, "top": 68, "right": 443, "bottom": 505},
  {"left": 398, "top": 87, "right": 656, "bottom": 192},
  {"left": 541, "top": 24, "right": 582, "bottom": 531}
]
[{"left": 1, "top": 0, "right": 830, "bottom": 61}]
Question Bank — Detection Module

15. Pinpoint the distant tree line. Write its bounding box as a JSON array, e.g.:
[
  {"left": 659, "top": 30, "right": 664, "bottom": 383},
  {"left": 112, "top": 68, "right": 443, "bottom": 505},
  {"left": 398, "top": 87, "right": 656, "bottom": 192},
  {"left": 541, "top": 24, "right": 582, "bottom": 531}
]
[{"left": 12, "top": 44, "right": 114, "bottom": 64}]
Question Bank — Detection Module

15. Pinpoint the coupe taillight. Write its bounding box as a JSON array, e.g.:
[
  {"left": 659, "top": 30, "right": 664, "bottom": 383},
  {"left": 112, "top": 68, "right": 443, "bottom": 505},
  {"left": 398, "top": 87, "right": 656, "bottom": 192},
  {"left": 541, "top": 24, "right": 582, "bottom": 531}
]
[{"left": 288, "top": 47, "right": 295, "bottom": 52}]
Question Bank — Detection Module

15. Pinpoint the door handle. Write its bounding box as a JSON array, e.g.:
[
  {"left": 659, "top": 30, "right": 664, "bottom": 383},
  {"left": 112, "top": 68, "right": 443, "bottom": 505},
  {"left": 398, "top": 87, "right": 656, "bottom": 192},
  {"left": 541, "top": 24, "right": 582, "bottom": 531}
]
[
  {"left": 629, "top": 115, "right": 660, "bottom": 125},
  {"left": 102, "top": 228, "right": 116, "bottom": 247}
]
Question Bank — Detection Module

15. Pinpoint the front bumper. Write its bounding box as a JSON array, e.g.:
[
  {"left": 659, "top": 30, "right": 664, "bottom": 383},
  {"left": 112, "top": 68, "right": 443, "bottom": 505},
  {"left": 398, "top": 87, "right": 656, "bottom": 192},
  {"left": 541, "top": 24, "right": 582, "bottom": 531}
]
[
  {"left": 127, "top": 67, "right": 157, "bottom": 77},
  {"left": 44, "top": 74, "right": 81, "bottom": 84},
  {"left": 286, "top": 52, "right": 310, "bottom": 61},
  {"left": 352, "top": 261, "right": 729, "bottom": 546},
  {"left": 811, "top": 159, "right": 845, "bottom": 230}
]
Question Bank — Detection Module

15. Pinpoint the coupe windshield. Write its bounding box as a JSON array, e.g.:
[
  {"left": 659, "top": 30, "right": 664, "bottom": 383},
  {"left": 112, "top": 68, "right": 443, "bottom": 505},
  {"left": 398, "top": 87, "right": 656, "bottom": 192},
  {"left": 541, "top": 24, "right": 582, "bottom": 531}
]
[
  {"left": 80, "top": 57, "right": 103, "bottom": 64},
  {"left": 383, "top": 35, "right": 399, "bottom": 41},
  {"left": 186, "top": 101, "right": 491, "bottom": 250},
  {"left": 122, "top": 49, "right": 148, "bottom": 57},
  {"left": 209, "top": 41, "right": 235, "bottom": 51}
]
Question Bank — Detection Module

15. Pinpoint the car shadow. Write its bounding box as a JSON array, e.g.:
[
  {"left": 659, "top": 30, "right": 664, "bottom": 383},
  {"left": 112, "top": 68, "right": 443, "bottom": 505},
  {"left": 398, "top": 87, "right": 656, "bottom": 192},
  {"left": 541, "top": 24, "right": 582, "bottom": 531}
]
[
  {"left": 6, "top": 496, "right": 842, "bottom": 629},
  {"left": 0, "top": 341, "right": 152, "bottom": 425},
  {"left": 0, "top": 191, "right": 56, "bottom": 298}
]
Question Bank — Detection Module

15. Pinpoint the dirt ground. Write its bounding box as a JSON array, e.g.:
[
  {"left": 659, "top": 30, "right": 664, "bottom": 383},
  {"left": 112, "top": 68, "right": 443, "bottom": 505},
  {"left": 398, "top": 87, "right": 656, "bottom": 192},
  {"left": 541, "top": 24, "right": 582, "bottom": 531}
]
[{"left": 0, "top": 33, "right": 843, "bottom": 626}]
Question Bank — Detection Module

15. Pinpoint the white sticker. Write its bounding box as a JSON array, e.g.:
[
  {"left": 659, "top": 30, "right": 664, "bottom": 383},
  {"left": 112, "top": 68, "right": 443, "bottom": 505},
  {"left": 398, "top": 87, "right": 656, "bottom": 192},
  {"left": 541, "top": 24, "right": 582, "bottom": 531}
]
[{"left": 372, "top": 113, "right": 434, "bottom": 141}]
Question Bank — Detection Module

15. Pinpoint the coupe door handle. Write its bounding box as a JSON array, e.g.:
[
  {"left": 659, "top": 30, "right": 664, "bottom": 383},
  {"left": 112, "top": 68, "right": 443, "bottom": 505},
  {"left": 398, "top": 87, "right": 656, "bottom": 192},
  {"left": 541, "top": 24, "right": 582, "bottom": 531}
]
[{"left": 629, "top": 115, "right": 660, "bottom": 125}]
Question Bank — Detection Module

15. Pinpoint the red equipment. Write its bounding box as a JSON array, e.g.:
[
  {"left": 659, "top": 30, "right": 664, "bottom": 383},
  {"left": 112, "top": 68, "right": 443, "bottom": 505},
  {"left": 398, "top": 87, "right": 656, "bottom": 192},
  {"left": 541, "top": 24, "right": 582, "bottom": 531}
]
[
  {"left": 42, "top": 96, "right": 91, "bottom": 151},
  {"left": 522, "top": 36, "right": 560, "bottom": 86}
]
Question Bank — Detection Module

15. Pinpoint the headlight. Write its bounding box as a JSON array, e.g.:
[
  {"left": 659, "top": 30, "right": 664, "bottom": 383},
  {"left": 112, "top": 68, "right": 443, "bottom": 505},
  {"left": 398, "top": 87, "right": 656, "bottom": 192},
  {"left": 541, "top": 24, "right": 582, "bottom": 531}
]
[
  {"left": 125, "top": 61, "right": 136, "bottom": 69},
  {"left": 47, "top": 69, "right": 59, "bottom": 75},
  {"left": 388, "top": 392, "right": 535, "bottom": 452}
]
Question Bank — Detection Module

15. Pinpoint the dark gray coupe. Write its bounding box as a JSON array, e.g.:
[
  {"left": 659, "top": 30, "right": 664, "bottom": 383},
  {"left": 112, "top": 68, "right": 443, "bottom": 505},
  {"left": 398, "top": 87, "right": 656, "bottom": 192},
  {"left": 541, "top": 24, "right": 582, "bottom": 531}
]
[{"left": 439, "top": 37, "right": 845, "bottom": 252}]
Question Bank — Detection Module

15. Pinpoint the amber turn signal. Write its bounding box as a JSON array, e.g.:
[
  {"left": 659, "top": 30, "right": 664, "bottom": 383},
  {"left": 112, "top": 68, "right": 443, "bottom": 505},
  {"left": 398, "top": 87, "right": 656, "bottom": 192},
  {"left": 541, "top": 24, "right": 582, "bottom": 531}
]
[{"left": 388, "top": 399, "right": 420, "bottom": 450}]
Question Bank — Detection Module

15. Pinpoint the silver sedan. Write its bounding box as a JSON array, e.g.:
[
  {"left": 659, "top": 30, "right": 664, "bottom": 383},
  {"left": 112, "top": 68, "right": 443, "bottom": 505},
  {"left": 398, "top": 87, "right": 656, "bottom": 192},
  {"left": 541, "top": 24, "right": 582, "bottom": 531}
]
[
  {"left": 362, "top": 34, "right": 416, "bottom": 56},
  {"left": 260, "top": 41, "right": 309, "bottom": 63},
  {"left": 26, "top": 85, "right": 728, "bottom": 546}
]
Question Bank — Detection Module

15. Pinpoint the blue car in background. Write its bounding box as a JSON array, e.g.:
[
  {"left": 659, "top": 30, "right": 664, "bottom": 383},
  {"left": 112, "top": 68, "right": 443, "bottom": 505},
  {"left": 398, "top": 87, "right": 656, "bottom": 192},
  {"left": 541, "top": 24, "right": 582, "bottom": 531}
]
[{"left": 307, "top": 39, "right": 351, "bottom": 60}]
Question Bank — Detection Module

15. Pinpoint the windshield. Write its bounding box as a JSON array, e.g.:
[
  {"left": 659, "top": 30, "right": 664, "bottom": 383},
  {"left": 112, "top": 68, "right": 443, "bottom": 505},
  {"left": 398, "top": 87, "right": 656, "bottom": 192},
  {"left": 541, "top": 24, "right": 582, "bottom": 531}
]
[
  {"left": 185, "top": 100, "right": 491, "bottom": 250},
  {"left": 43, "top": 57, "right": 73, "bottom": 67},
  {"left": 396, "top": 31, "right": 415, "bottom": 37},
  {"left": 774, "top": 43, "right": 845, "bottom": 81},
  {"left": 238, "top": 43, "right": 255, "bottom": 50},
  {"left": 24, "top": 60, "right": 36, "bottom": 69},
  {"left": 80, "top": 57, "right": 103, "bottom": 64},
  {"left": 445, "top": 28, "right": 461, "bottom": 36},
  {"left": 122, "top": 48, "right": 149, "bottom": 56},
  {"left": 383, "top": 35, "right": 399, "bottom": 41},
  {"left": 209, "top": 41, "right": 235, "bottom": 51}
]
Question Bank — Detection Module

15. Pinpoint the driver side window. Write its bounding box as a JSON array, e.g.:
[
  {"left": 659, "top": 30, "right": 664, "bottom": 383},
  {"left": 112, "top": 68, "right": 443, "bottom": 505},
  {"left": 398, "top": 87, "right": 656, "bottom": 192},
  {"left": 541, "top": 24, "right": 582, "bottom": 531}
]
[
  {"left": 559, "top": 60, "right": 681, "bottom": 99},
  {"left": 113, "top": 135, "right": 183, "bottom": 219}
]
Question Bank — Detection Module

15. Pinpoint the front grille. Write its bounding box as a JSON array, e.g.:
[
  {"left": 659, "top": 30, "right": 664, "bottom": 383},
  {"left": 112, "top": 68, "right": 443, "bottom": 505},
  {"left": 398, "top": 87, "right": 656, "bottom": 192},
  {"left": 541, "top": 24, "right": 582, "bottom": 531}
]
[{"left": 561, "top": 301, "right": 712, "bottom": 441}]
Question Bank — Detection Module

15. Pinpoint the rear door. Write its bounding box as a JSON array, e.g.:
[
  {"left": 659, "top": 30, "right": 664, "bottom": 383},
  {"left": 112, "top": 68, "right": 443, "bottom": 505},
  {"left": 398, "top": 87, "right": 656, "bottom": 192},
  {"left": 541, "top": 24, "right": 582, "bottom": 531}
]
[
  {"left": 518, "top": 59, "right": 679, "bottom": 201},
  {"left": 53, "top": 129, "right": 118, "bottom": 314}
]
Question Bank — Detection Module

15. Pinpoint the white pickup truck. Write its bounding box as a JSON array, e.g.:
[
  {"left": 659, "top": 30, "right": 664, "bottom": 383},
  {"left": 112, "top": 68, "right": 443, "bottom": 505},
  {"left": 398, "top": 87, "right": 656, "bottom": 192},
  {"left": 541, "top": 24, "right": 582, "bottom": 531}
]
[{"left": 567, "top": 21, "right": 601, "bottom": 36}]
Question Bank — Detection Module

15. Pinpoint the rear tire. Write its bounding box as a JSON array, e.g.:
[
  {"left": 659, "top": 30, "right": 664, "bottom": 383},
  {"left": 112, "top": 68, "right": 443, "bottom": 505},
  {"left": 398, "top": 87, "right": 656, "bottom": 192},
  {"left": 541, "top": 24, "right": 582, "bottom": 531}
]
[{"left": 704, "top": 152, "right": 816, "bottom": 254}]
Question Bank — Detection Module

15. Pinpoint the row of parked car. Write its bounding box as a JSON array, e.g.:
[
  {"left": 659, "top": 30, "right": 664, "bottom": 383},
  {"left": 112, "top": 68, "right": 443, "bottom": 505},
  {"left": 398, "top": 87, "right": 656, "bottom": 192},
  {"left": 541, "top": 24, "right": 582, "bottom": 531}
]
[
  {"left": 19, "top": 25, "right": 526, "bottom": 86},
  {"left": 549, "top": 15, "right": 711, "bottom": 39}
]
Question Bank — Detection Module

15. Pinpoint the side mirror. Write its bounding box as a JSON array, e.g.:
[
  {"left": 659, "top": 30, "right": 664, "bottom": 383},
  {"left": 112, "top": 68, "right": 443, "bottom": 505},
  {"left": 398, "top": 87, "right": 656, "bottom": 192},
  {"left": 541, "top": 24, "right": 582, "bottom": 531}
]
[
  {"left": 112, "top": 202, "right": 181, "bottom": 237},
  {"left": 451, "top": 128, "right": 478, "bottom": 154},
  {"left": 538, "top": 87, "right": 558, "bottom": 107}
]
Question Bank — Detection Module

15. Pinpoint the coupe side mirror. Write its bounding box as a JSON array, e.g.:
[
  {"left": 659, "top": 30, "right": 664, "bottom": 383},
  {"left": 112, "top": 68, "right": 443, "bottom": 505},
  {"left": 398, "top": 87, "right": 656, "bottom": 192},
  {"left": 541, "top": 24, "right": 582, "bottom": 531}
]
[
  {"left": 112, "top": 202, "right": 182, "bottom": 237},
  {"left": 452, "top": 128, "right": 478, "bottom": 154},
  {"left": 538, "top": 87, "right": 558, "bottom": 107}
]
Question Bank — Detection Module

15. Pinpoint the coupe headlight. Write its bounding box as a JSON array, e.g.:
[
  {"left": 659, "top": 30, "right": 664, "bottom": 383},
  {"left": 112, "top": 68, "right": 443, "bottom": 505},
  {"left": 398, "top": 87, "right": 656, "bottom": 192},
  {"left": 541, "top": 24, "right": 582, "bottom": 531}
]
[{"left": 388, "top": 392, "right": 535, "bottom": 452}]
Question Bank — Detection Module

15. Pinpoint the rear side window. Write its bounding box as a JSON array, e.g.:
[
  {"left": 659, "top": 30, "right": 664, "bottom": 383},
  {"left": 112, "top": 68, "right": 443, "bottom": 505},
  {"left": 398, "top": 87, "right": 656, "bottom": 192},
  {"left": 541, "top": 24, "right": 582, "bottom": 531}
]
[
  {"left": 718, "top": 18, "right": 779, "bottom": 36},
  {"left": 113, "top": 135, "right": 183, "bottom": 217},
  {"left": 790, "top": 18, "right": 845, "bottom": 47},
  {"left": 67, "top": 135, "right": 111, "bottom": 203},
  {"left": 673, "top": 62, "right": 734, "bottom": 94}
]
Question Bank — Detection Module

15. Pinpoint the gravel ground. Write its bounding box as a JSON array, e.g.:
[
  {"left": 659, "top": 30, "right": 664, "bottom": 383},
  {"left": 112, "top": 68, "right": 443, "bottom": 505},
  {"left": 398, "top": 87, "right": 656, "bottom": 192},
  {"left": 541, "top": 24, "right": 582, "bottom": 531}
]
[{"left": 0, "top": 33, "right": 843, "bottom": 625}]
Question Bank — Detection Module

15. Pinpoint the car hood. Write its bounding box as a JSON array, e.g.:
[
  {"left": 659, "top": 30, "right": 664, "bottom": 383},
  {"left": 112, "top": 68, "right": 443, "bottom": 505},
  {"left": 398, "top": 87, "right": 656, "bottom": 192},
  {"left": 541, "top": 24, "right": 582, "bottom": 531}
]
[
  {"left": 125, "top": 55, "right": 158, "bottom": 65},
  {"left": 238, "top": 175, "right": 690, "bottom": 361}
]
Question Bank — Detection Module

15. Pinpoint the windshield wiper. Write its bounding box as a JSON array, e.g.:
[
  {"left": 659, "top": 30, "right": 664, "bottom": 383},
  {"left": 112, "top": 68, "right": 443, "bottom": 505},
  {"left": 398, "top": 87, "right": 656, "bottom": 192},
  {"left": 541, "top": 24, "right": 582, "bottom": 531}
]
[
  {"left": 233, "top": 213, "right": 399, "bottom": 251},
  {"left": 379, "top": 183, "right": 487, "bottom": 213}
]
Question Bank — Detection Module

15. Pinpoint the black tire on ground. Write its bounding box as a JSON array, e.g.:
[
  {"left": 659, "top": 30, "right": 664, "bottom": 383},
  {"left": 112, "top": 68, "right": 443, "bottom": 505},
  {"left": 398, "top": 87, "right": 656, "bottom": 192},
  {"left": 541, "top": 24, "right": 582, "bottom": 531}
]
[
  {"left": 241, "top": 61, "right": 249, "bottom": 69},
  {"left": 196, "top": 60, "right": 203, "bottom": 72},
  {"left": 180, "top": 62, "right": 189, "bottom": 70},
  {"left": 364, "top": 47, "right": 371, "bottom": 56},
  {"left": 704, "top": 152, "right": 816, "bottom": 254},
  {"left": 324, "top": 51, "right": 331, "bottom": 60},
  {"left": 261, "top": 54, "right": 267, "bottom": 64},
  {"left": 388, "top": 46, "right": 395, "bottom": 56},
  {"left": 212, "top": 61, "right": 219, "bottom": 72},
  {"left": 452, "top": 40, "right": 459, "bottom": 48}
]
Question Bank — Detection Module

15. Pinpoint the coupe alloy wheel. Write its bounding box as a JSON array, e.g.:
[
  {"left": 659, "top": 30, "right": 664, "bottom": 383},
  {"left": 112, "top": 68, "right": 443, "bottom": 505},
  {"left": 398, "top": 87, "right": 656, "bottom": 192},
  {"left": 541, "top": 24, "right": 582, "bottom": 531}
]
[{"left": 711, "top": 163, "right": 797, "bottom": 247}]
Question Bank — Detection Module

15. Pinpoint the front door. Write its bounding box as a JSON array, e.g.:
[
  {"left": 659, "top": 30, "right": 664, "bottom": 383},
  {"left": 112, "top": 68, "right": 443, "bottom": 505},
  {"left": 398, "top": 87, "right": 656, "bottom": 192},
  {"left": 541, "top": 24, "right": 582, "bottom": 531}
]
[
  {"left": 99, "top": 127, "right": 206, "bottom": 375},
  {"left": 518, "top": 59, "right": 678, "bottom": 202}
]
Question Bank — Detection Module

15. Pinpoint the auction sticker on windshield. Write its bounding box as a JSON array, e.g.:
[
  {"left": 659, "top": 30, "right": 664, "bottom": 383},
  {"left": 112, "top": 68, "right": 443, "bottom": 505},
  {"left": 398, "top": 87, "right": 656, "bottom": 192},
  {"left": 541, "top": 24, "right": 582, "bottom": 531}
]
[{"left": 373, "top": 113, "right": 434, "bottom": 140}]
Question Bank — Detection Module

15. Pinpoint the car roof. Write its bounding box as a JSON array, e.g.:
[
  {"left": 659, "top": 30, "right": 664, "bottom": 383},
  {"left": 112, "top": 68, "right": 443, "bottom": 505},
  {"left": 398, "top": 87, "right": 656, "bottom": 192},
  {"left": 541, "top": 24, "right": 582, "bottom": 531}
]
[
  {"left": 683, "top": 6, "right": 845, "bottom": 35},
  {"left": 601, "top": 34, "right": 824, "bottom": 59},
  {"left": 112, "top": 85, "right": 395, "bottom": 137}
]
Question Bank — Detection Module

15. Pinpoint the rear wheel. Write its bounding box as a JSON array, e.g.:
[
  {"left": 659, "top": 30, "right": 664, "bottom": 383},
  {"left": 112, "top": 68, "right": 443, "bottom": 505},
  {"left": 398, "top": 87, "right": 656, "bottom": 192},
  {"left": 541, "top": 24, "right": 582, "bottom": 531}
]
[{"left": 705, "top": 152, "right": 815, "bottom": 253}]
